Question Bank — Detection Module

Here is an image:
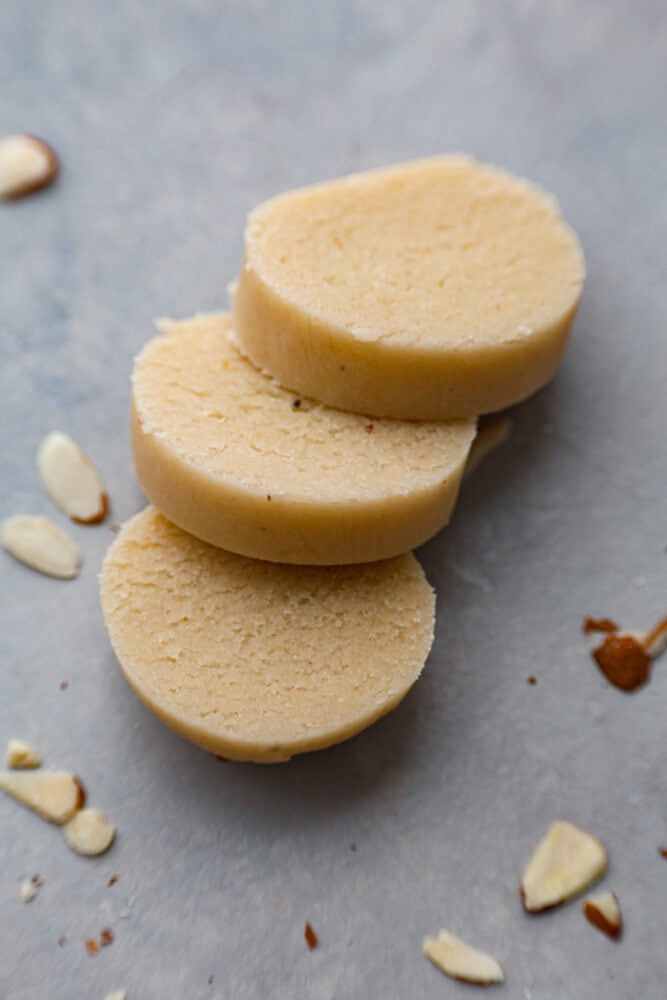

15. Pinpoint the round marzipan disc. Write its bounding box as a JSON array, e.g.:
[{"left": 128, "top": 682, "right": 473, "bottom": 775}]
[{"left": 100, "top": 507, "right": 436, "bottom": 763}]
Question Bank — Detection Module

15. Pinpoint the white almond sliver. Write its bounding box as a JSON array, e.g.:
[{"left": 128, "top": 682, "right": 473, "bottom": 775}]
[
  {"left": 20, "top": 880, "right": 37, "bottom": 902},
  {"left": 0, "top": 133, "right": 58, "bottom": 200},
  {"left": 1, "top": 514, "right": 82, "bottom": 578},
  {"left": 37, "top": 431, "right": 108, "bottom": 524},
  {"left": 104, "top": 991, "right": 127, "bottom": 1000},
  {"left": 582, "top": 890, "right": 623, "bottom": 939},
  {"left": 63, "top": 807, "right": 116, "bottom": 856},
  {"left": 423, "top": 930, "right": 504, "bottom": 985},
  {"left": 6, "top": 738, "right": 42, "bottom": 769},
  {"left": 521, "top": 820, "right": 607, "bottom": 912},
  {"left": 0, "top": 770, "right": 86, "bottom": 824}
]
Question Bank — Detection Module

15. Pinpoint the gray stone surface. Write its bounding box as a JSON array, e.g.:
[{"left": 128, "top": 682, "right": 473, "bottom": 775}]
[{"left": 1, "top": 1, "right": 666, "bottom": 997}]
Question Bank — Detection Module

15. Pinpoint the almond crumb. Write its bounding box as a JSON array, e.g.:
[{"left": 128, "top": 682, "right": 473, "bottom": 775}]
[
  {"left": 304, "top": 922, "right": 318, "bottom": 950},
  {"left": 99, "top": 928, "right": 114, "bottom": 947},
  {"left": 6, "top": 738, "right": 42, "bottom": 769},
  {"left": 85, "top": 938, "right": 99, "bottom": 957},
  {"left": 20, "top": 880, "right": 36, "bottom": 902},
  {"left": 582, "top": 616, "right": 619, "bottom": 635}
]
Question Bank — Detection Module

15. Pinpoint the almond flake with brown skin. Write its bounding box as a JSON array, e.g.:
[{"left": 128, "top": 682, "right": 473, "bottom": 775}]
[
  {"left": 6, "top": 738, "right": 42, "bottom": 769},
  {"left": 37, "top": 431, "right": 108, "bottom": 524},
  {"left": 1, "top": 514, "right": 82, "bottom": 578},
  {"left": 423, "top": 930, "right": 504, "bottom": 985},
  {"left": 582, "top": 890, "right": 622, "bottom": 939},
  {"left": 63, "top": 807, "right": 116, "bottom": 856},
  {"left": 0, "top": 770, "right": 85, "bottom": 825},
  {"left": 520, "top": 820, "right": 607, "bottom": 912},
  {"left": 0, "top": 133, "right": 58, "bottom": 200}
]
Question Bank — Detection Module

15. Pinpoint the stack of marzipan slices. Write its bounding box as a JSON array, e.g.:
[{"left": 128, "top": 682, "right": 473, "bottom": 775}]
[{"left": 101, "top": 156, "right": 584, "bottom": 763}]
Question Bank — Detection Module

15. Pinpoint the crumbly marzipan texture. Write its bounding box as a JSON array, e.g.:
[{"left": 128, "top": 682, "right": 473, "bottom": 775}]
[
  {"left": 100, "top": 507, "right": 436, "bottom": 763},
  {"left": 131, "top": 313, "right": 475, "bottom": 564},
  {"left": 233, "top": 155, "right": 584, "bottom": 419}
]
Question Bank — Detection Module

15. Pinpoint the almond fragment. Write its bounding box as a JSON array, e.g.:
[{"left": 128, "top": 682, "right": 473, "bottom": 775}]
[
  {"left": 520, "top": 820, "right": 607, "bottom": 912},
  {"left": 104, "top": 991, "right": 126, "bottom": 1000},
  {"left": 0, "top": 770, "right": 85, "bottom": 825},
  {"left": 582, "top": 890, "right": 623, "bottom": 939},
  {"left": 63, "top": 807, "right": 116, "bottom": 856},
  {"left": 37, "top": 431, "right": 108, "bottom": 524},
  {"left": 6, "top": 738, "right": 42, "bottom": 769},
  {"left": 20, "top": 880, "right": 37, "bottom": 902},
  {"left": 644, "top": 614, "right": 667, "bottom": 659},
  {"left": 423, "top": 930, "right": 504, "bottom": 985},
  {"left": 1, "top": 514, "right": 82, "bottom": 578},
  {"left": 464, "top": 416, "right": 513, "bottom": 480},
  {"left": 0, "top": 133, "right": 58, "bottom": 200}
]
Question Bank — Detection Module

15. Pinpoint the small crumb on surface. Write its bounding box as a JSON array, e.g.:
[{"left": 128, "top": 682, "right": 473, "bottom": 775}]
[
  {"left": 57, "top": 935, "right": 66, "bottom": 947},
  {"left": 6, "top": 738, "right": 42, "bottom": 769},
  {"left": 85, "top": 938, "right": 99, "bottom": 957},
  {"left": 60, "top": 680, "right": 68, "bottom": 690},
  {"left": 107, "top": 875, "right": 118, "bottom": 887},
  {"left": 659, "top": 848, "right": 667, "bottom": 859},
  {"left": 20, "top": 880, "right": 36, "bottom": 902},
  {"left": 582, "top": 616, "right": 619, "bottom": 635},
  {"left": 103, "top": 991, "right": 126, "bottom": 1000},
  {"left": 304, "top": 922, "right": 319, "bottom": 950},
  {"left": 527, "top": 675, "right": 537, "bottom": 686},
  {"left": 99, "top": 928, "right": 114, "bottom": 947}
]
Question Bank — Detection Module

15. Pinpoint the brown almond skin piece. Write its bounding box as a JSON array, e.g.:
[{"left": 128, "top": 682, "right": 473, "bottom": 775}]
[
  {"left": 582, "top": 897, "right": 623, "bottom": 940},
  {"left": 593, "top": 635, "right": 651, "bottom": 691}
]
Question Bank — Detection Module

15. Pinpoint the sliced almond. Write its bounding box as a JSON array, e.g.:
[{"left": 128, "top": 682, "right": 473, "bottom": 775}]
[
  {"left": 582, "top": 889, "right": 622, "bottom": 939},
  {"left": 521, "top": 820, "right": 607, "bottom": 912},
  {"left": 1, "top": 514, "right": 82, "bottom": 578},
  {"left": 0, "top": 133, "right": 58, "bottom": 200},
  {"left": 423, "top": 930, "right": 504, "bottom": 985},
  {"left": 104, "top": 991, "right": 127, "bottom": 1000},
  {"left": 63, "top": 807, "right": 116, "bottom": 856},
  {"left": 37, "top": 431, "right": 108, "bottom": 524},
  {"left": 464, "top": 416, "right": 513, "bottom": 480},
  {"left": 0, "top": 770, "right": 85, "bottom": 825},
  {"left": 6, "top": 738, "right": 42, "bottom": 770}
]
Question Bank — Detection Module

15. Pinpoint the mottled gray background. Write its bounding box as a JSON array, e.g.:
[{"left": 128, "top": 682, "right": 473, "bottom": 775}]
[{"left": 1, "top": 2, "right": 666, "bottom": 998}]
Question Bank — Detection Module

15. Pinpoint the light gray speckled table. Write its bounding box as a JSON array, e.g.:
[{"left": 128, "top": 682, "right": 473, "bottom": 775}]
[{"left": 1, "top": 2, "right": 666, "bottom": 998}]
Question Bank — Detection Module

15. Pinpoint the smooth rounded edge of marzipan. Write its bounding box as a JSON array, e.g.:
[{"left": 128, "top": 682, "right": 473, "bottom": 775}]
[
  {"left": 107, "top": 652, "right": 424, "bottom": 764},
  {"left": 232, "top": 258, "right": 582, "bottom": 421},
  {"left": 130, "top": 398, "right": 475, "bottom": 565}
]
